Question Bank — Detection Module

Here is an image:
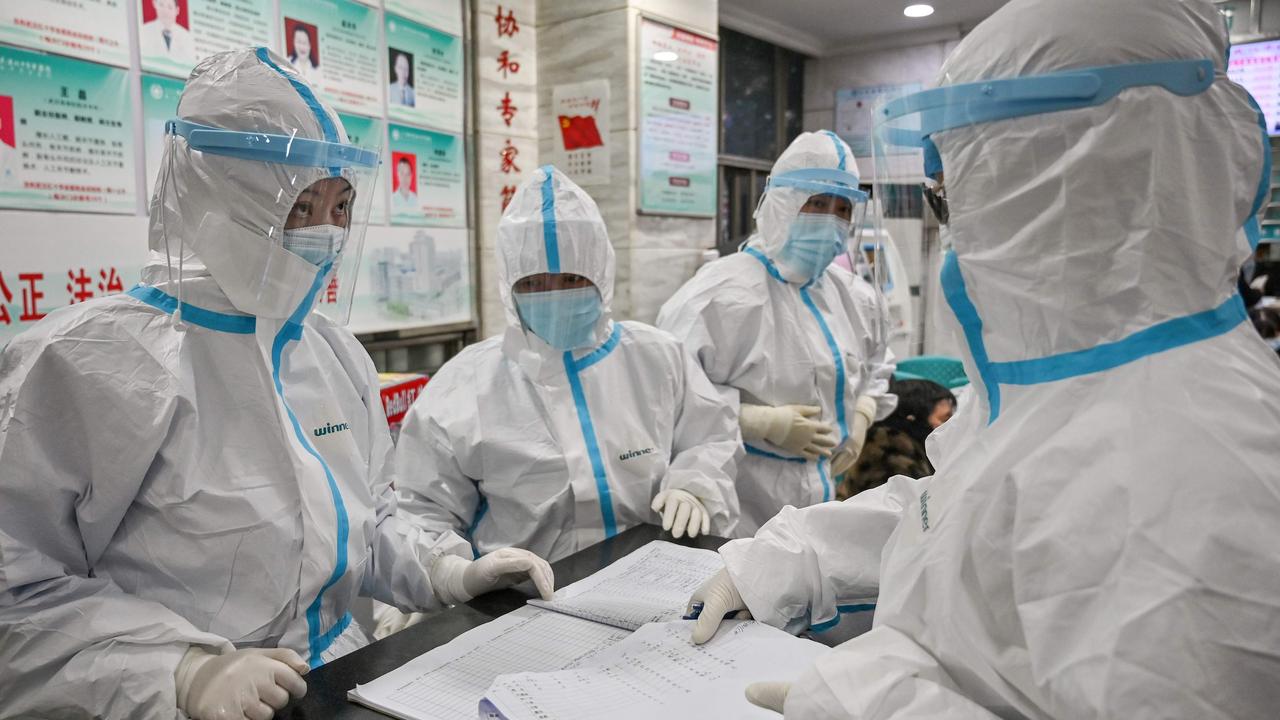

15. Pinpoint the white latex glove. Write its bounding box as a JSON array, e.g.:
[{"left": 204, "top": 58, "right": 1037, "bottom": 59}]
[
  {"left": 686, "top": 568, "right": 750, "bottom": 644},
  {"left": 651, "top": 488, "right": 710, "bottom": 539},
  {"left": 745, "top": 680, "right": 791, "bottom": 714},
  {"left": 175, "top": 646, "right": 308, "bottom": 720},
  {"left": 429, "top": 548, "right": 555, "bottom": 605},
  {"left": 371, "top": 602, "right": 426, "bottom": 640},
  {"left": 832, "top": 395, "right": 877, "bottom": 478},
  {"left": 739, "top": 404, "right": 837, "bottom": 460}
]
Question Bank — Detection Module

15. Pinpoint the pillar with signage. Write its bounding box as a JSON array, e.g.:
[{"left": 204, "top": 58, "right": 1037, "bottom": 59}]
[
  {"left": 475, "top": 0, "right": 537, "bottom": 336},
  {"left": 537, "top": 1, "right": 718, "bottom": 324}
]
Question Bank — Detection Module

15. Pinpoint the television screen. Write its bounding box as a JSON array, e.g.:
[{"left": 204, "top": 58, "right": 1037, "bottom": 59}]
[{"left": 1229, "top": 38, "right": 1280, "bottom": 136}]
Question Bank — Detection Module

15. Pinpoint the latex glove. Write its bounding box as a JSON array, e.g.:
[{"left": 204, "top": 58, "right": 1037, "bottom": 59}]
[
  {"left": 745, "top": 680, "right": 791, "bottom": 714},
  {"left": 739, "top": 404, "right": 837, "bottom": 460},
  {"left": 429, "top": 548, "right": 555, "bottom": 605},
  {"left": 371, "top": 602, "right": 426, "bottom": 640},
  {"left": 175, "top": 646, "right": 308, "bottom": 720},
  {"left": 651, "top": 488, "right": 710, "bottom": 539},
  {"left": 687, "top": 568, "right": 749, "bottom": 644},
  {"left": 832, "top": 395, "right": 877, "bottom": 478}
]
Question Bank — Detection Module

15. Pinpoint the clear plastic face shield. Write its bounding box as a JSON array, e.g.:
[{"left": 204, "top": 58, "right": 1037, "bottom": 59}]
[
  {"left": 759, "top": 167, "right": 870, "bottom": 281},
  {"left": 872, "top": 58, "right": 1217, "bottom": 230},
  {"left": 161, "top": 117, "right": 382, "bottom": 324},
  {"left": 871, "top": 58, "right": 1218, "bottom": 332}
]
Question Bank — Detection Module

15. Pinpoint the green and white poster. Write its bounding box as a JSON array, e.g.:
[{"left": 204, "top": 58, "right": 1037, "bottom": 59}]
[
  {"left": 0, "top": 0, "right": 130, "bottom": 67},
  {"left": 349, "top": 226, "right": 473, "bottom": 333},
  {"left": 140, "top": 73, "right": 185, "bottom": 203},
  {"left": 137, "top": 0, "right": 274, "bottom": 79},
  {"left": 0, "top": 46, "right": 136, "bottom": 214},
  {"left": 385, "top": 13, "right": 464, "bottom": 132},
  {"left": 637, "top": 19, "right": 718, "bottom": 217},
  {"left": 337, "top": 112, "right": 386, "bottom": 225},
  {"left": 385, "top": 0, "right": 463, "bottom": 36},
  {"left": 279, "top": 0, "right": 382, "bottom": 115},
  {"left": 388, "top": 123, "right": 465, "bottom": 227}
]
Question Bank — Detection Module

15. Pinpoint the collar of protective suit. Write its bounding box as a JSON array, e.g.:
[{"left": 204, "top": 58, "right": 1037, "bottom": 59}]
[
  {"left": 931, "top": 0, "right": 1266, "bottom": 418},
  {"left": 146, "top": 47, "right": 346, "bottom": 320},
  {"left": 497, "top": 165, "right": 617, "bottom": 383}
]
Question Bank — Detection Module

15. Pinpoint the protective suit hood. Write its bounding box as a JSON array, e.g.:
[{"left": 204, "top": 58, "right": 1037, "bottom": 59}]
[
  {"left": 497, "top": 165, "right": 616, "bottom": 377},
  {"left": 930, "top": 0, "right": 1268, "bottom": 422},
  {"left": 749, "top": 131, "right": 862, "bottom": 284},
  {"left": 147, "top": 47, "right": 355, "bottom": 319}
]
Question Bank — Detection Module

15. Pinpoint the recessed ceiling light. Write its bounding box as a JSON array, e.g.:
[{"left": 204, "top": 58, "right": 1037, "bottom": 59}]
[
  {"left": 653, "top": 50, "right": 679, "bottom": 62},
  {"left": 904, "top": 4, "right": 935, "bottom": 18}
]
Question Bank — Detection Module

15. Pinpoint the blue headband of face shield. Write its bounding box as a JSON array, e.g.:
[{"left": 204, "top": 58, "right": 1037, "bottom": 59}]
[
  {"left": 764, "top": 167, "right": 869, "bottom": 204},
  {"left": 166, "top": 118, "right": 379, "bottom": 169},
  {"left": 878, "top": 58, "right": 1217, "bottom": 179}
]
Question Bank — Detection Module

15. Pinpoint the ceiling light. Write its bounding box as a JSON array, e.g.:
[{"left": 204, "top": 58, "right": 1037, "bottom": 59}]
[
  {"left": 653, "top": 50, "right": 679, "bottom": 62},
  {"left": 904, "top": 4, "right": 935, "bottom": 18}
]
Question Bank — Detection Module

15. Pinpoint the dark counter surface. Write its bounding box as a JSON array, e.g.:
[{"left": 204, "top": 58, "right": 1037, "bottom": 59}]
[{"left": 278, "top": 524, "right": 727, "bottom": 719}]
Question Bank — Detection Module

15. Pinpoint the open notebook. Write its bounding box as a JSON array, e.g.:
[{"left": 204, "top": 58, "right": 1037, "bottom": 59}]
[
  {"left": 479, "top": 620, "right": 828, "bottom": 720},
  {"left": 348, "top": 541, "right": 727, "bottom": 720},
  {"left": 526, "top": 538, "right": 725, "bottom": 630}
]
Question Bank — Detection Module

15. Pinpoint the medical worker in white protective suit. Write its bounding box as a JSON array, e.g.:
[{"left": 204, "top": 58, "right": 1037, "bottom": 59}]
[
  {"left": 0, "top": 48, "right": 551, "bottom": 720},
  {"left": 658, "top": 131, "right": 896, "bottom": 536},
  {"left": 394, "top": 164, "right": 740, "bottom": 560},
  {"left": 685, "top": 1, "right": 1280, "bottom": 717}
]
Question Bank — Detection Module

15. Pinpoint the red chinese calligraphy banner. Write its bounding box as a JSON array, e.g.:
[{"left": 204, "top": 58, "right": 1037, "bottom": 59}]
[{"left": 0, "top": 211, "right": 148, "bottom": 345}]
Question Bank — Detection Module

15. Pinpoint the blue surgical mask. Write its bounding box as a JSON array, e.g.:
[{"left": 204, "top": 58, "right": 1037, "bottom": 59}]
[
  {"left": 514, "top": 287, "right": 603, "bottom": 351},
  {"left": 1269, "top": 336, "right": 1280, "bottom": 352},
  {"left": 282, "top": 224, "right": 345, "bottom": 266},
  {"left": 778, "top": 213, "right": 851, "bottom": 279}
]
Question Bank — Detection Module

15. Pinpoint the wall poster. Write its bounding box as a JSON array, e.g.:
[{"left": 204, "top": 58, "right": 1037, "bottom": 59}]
[{"left": 637, "top": 18, "right": 717, "bottom": 217}]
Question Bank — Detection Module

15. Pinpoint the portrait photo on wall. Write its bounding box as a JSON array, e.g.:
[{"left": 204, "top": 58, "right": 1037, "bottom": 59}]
[
  {"left": 0, "top": 94, "right": 18, "bottom": 187},
  {"left": 391, "top": 151, "right": 419, "bottom": 212},
  {"left": 140, "top": 0, "right": 195, "bottom": 64},
  {"left": 388, "top": 48, "right": 416, "bottom": 107},
  {"left": 284, "top": 18, "right": 321, "bottom": 83}
]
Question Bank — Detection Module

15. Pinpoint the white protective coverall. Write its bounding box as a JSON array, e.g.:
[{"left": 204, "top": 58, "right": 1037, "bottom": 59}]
[
  {"left": 0, "top": 48, "right": 470, "bottom": 718},
  {"left": 395, "top": 165, "right": 740, "bottom": 562},
  {"left": 714, "top": 1, "right": 1280, "bottom": 717},
  {"left": 658, "top": 131, "right": 896, "bottom": 536}
]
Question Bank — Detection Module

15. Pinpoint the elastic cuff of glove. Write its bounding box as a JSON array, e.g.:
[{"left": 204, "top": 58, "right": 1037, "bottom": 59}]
[
  {"left": 431, "top": 553, "right": 474, "bottom": 606},
  {"left": 738, "top": 404, "right": 770, "bottom": 443},
  {"left": 664, "top": 488, "right": 702, "bottom": 505},
  {"left": 854, "top": 395, "right": 877, "bottom": 425},
  {"left": 174, "top": 646, "right": 214, "bottom": 709}
]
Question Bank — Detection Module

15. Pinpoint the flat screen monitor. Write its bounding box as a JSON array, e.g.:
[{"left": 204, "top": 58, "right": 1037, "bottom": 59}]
[{"left": 1229, "top": 38, "right": 1280, "bottom": 135}]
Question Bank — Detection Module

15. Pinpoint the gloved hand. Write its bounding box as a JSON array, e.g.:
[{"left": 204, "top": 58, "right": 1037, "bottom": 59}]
[
  {"left": 651, "top": 489, "right": 711, "bottom": 539},
  {"left": 175, "top": 646, "right": 308, "bottom": 720},
  {"left": 687, "top": 568, "right": 750, "bottom": 644},
  {"left": 371, "top": 602, "right": 426, "bottom": 640},
  {"left": 832, "top": 395, "right": 877, "bottom": 478},
  {"left": 739, "top": 404, "right": 837, "bottom": 460},
  {"left": 745, "top": 680, "right": 791, "bottom": 714},
  {"left": 429, "top": 548, "right": 555, "bottom": 605}
]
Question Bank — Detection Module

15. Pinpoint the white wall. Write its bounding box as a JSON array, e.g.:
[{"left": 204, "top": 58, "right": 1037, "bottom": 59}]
[{"left": 801, "top": 39, "right": 958, "bottom": 135}]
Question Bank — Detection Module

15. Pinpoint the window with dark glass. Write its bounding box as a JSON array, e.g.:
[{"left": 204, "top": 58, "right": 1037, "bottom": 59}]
[{"left": 717, "top": 28, "right": 806, "bottom": 255}]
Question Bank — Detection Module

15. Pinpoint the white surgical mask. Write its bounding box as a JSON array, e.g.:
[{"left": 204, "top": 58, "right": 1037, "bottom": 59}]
[{"left": 282, "top": 224, "right": 345, "bottom": 267}]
